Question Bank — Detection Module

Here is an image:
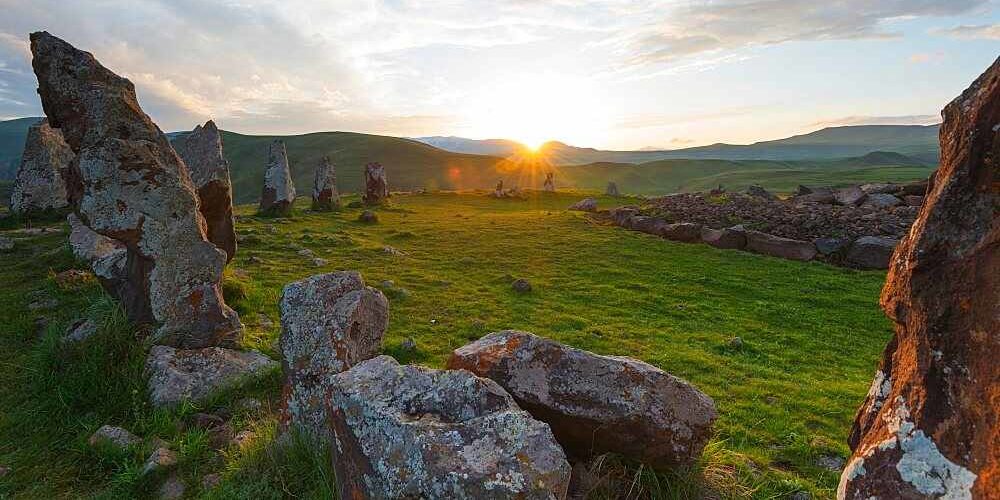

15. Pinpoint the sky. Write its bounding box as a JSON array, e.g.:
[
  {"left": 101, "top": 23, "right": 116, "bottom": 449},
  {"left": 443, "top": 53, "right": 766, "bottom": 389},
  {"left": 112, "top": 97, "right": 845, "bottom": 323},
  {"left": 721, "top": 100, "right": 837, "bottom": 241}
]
[{"left": 0, "top": 1, "right": 998, "bottom": 150}]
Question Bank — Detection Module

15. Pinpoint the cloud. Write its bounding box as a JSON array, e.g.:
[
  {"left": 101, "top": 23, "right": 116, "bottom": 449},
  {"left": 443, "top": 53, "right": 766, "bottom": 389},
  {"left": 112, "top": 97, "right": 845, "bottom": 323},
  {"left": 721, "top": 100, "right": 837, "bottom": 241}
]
[
  {"left": 932, "top": 24, "right": 1000, "bottom": 40},
  {"left": 809, "top": 115, "right": 941, "bottom": 127},
  {"left": 908, "top": 51, "right": 946, "bottom": 64}
]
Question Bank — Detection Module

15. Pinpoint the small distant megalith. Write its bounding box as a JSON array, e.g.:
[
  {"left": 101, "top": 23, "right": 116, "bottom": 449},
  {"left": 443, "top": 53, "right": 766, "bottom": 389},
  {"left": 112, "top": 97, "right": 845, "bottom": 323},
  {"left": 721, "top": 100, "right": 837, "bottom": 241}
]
[
  {"left": 362, "top": 162, "right": 389, "bottom": 205},
  {"left": 327, "top": 355, "right": 572, "bottom": 499},
  {"left": 543, "top": 172, "right": 555, "bottom": 192},
  {"left": 493, "top": 179, "right": 505, "bottom": 198},
  {"left": 279, "top": 271, "right": 388, "bottom": 438},
  {"left": 311, "top": 155, "right": 339, "bottom": 211},
  {"left": 747, "top": 184, "right": 776, "bottom": 200},
  {"left": 606, "top": 181, "right": 619, "bottom": 196},
  {"left": 838, "top": 57, "right": 999, "bottom": 499},
  {"left": 172, "top": 120, "right": 237, "bottom": 263},
  {"left": 9, "top": 119, "right": 73, "bottom": 214},
  {"left": 260, "top": 140, "right": 296, "bottom": 216},
  {"left": 30, "top": 31, "right": 242, "bottom": 348},
  {"left": 448, "top": 330, "right": 718, "bottom": 468},
  {"left": 568, "top": 197, "right": 597, "bottom": 212}
]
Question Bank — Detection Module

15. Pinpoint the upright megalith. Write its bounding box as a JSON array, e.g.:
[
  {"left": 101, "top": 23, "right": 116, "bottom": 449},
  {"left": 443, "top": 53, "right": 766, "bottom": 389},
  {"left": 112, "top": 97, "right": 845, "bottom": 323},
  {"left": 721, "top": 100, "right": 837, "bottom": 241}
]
[
  {"left": 30, "top": 31, "right": 242, "bottom": 348},
  {"left": 606, "top": 181, "right": 619, "bottom": 197},
  {"left": 838, "top": 57, "right": 999, "bottom": 499},
  {"left": 9, "top": 120, "right": 73, "bottom": 214},
  {"left": 311, "top": 156, "right": 339, "bottom": 211},
  {"left": 260, "top": 140, "right": 296, "bottom": 215},
  {"left": 543, "top": 172, "right": 555, "bottom": 192},
  {"left": 362, "top": 162, "right": 389, "bottom": 205},
  {"left": 172, "top": 120, "right": 237, "bottom": 262}
]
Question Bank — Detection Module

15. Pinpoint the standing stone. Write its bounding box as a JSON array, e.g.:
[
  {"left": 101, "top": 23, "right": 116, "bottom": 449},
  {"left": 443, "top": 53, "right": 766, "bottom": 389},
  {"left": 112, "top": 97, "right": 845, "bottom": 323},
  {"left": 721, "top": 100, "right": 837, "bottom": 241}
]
[
  {"left": 172, "top": 120, "right": 237, "bottom": 263},
  {"left": 311, "top": 156, "right": 339, "bottom": 211},
  {"left": 448, "top": 331, "right": 717, "bottom": 468},
  {"left": 327, "top": 355, "right": 572, "bottom": 499},
  {"left": 838, "top": 57, "right": 999, "bottom": 500},
  {"left": 362, "top": 162, "right": 389, "bottom": 205},
  {"left": 30, "top": 31, "right": 242, "bottom": 348},
  {"left": 9, "top": 120, "right": 73, "bottom": 214},
  {"left": 493, "top": 179, "right": 504, "bottom": 198},
  {"left": 260, "top": 140, "right": 296, "bottom": 215},
  {"left": 279, "top": 271, "right": 388, "bottom": 438},
  {"left": 543, "top": 172, "right": 555, "bottom": 192},
  {"left": 606, "top": 181, "right": 619, "bottom": 196}
]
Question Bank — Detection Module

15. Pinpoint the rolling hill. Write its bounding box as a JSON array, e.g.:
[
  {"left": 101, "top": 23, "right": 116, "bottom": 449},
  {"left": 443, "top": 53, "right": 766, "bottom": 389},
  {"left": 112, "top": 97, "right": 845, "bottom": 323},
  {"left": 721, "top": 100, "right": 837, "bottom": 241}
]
[{"left": 0, "top": 116, "right": 43, "bottom": 179}]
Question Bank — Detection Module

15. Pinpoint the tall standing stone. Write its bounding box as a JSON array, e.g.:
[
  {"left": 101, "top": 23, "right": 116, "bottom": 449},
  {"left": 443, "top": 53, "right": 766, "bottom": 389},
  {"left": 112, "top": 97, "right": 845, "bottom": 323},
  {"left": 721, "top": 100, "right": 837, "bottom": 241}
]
[
  {"left": 9, "top": 120, "right": 73, "bottom": 214},
  {"left": 838, "top": 57, "right": 999, "bottom": 500},
  {"left": 606, "top": 181, "right": 619, "bottom": 197},
  {"left": 311, "top": 156, "right": 339, "bottom": 211},
  {"left": 260, "top": 140, "right": 295, "bottom": 215},
  {"left": 172, "top": 120, "right": 237, "bottom": 262},
  {"left": 30, "top": 31, "right": 242, "bottom": 348},
  {"left": 362, "top": 162, "right": 388, "bottom": 205},
  {"left": 543, "top": 172, "right": 555, "bottom": 192}
]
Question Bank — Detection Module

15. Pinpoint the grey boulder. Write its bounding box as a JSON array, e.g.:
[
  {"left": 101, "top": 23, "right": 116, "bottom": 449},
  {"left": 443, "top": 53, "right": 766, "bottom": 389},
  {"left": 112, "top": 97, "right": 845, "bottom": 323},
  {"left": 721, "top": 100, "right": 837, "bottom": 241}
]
[
  {"left": 145, "top": 345, "right": 278, "bottom": 409},
  {"left": 568, "top": 198, "right": 597, "bottom": 212},
  {"left": 745, "top": 230, "right": 817, "bottom": 261},
  {"left": 845, "top": 236, "right": 898, "bottom": 269}
]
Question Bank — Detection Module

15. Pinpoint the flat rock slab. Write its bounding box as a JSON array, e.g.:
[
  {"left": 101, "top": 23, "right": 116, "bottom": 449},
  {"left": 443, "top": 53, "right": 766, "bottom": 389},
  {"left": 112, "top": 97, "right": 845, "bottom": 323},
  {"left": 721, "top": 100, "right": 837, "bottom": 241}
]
[
  {"left": 327, "top": 355, "right": 571, "bottom": 499},
  {"left": 279, "top": 271, "right": 388, "bottom": 437},
  {"left": 146, "top": 345, "right": 278, "bottom": 409},
  {"left": 701, "top": 226, "right": 747, "bottom": 250},
  {"left": 745, "top": 230, "right": 817, "bottom": 261},
  {"left": 447, "top": 330, "right": 718, "bottom": 468},
  {"left": 661, "top": 222, "right": 703, "bottom": 242},
  {"left": 845, "top": 236, "right": 898, "bottom": 270},
  {"left": 568, "top": 198, "right": 597, "bottom": 212}
]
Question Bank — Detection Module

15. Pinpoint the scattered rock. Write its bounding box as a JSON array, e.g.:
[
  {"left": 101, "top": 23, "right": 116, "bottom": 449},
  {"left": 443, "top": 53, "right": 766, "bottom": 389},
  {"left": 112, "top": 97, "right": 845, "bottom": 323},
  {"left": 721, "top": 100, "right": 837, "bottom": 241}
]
[
  {"left": 448, "top": 331, "right": 717, "bottom": 468},
  {"left": 543, "top": 172, "right": 555, "bottom": 192},
  {"left": 861, "top": 193, "right": 902, "bottom": 209},
  {"left": 845, "top": 236, "right": 898, "bottom": 270},
  {"left": 700, "top": 226, "right": 747, "bottom": 250},
  {"left": 839, "top": 56, "right": 999, "bottom": 500},
  {"left": 512, "top": 278, "right": 532, "bottom": 293},
  {"left": 609, "top": 207, "right": 639, "bottom": 226},
  {"left": 606, "top": 181, "right": 619, "bottom": 196},
  {"left": 358, "top": 210, "right": 378, "bottom": 224},
  {"left": 745, "top": 230, "right": 817, "bottom": 261},
  {"left": 157, "top": 475, "right": 186, "bottom": 500},
  {"left": 172, "top": 120, "right": 237, "bottom": 263},
  {"left": 311, "top": 155, "right": 340, "bottom": 211},
  {"left": 747, "top": 184, "right": 776, "bottom": 200},
  {"left": 327, "top": 355, "right": 572, "bottom": 499},
  {"left": 141, "top": 447, "right": 178, "bottom": 477},
  {"left": 279, "top": 271, "right": 388, "bottom": 438},
  {"left": 362, "top": 162, "right": 389, "bottom": 205},
  {"left": 661, "top": 222, "right": 703, "bottom": 243},
  {"left": 859, "top": 183, "right": 898, "bottom": 195},
  {"left": 259, "top": 140, "right": 296, "bottom": 216},
  {"left": 903, "top": 195, "right": 924, "bottom": 207},
  {"left": 63, "top": 318, "right": 98, "bottom": 343},
  {"left": 296, "top": 248, "right": 315, "bottom": 258},
  {"left": 569, "top": 198, "right": 598, "bottom": 212},
  {"left": 311, "top": 257, "right": 327, "bottom": 267},
  {"left": 54, "top": 269, "right": 93, "bottom": 288},
  {"left": 89, "top": 425, "right": 141, "bottom": 450},
  {"left": 814, "top": 237, "right": 850, "bottom": 256},
  {"left": 833, "top": 186, "right": 867, "bottom": 206},
  {"left": 9, "top": 119, "right": 73, "bottom": 214},
  {"left": 145, "top": 345, "right": 278, "bottom": 408},
  {"left": 31, "top": 32, "right": 242, "bottom": 348},
  {"left": 728, "top": 337, "right": 744, "bottom": 349}
]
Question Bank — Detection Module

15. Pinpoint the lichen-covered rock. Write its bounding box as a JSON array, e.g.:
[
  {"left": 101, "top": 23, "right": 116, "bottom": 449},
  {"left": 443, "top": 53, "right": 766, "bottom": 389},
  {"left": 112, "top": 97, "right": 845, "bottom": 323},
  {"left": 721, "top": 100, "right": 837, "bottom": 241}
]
[
  {"left": 862, "top": 193, "right": 902, "bottom": 209},
  {"left": 833, "top": 185, "right": 867, "bottom": 206},
  {"left": 260, "top": 140, "right": 296, "bottom": 215},
  {"left": 745, "top": 230, "right": 817, "bottom": 261},
  {"left": 362, "top": 162, "right": 389, "bottom": 205},
  {"left": 89, "top": 425, "right": 141, "bottom": 450},
  {"left": 311, "top": 156, "right": 339, "bottom": 211},
  {"left": 839, "top": 57, "right": 1000, "bottom": 500},
  {"left": 568, "top": 198, "right": 597, "bottom": 212},
  {"left": 609, "top": 207, "right": 639, "bottom": 226},
  {"left": 606, "top": 181, "right": 619, "bottom": 196},
  {"left": 447, "top": 330, "right": 718, "bottom": 468},
  {"left": 327, "top": 355, "right": 571, "bottom": 499},
  {"left": 701, "top": 226, "right": 747, "bottom": 250},
  {"left": 172, "top": 120, "right": 237, "bottom": 263},
  {"left": 279, "top": 271, "right": 388, "bottom": 437},
  {"left": 9, "top": 120, "right": 73, "bottom": 214},
  {"left": 31, "top": 32, "right": 242, "bottom": 348},
  {"left": 145, "top": 345, "right": 278, "bottom": 409},
  {"left": 66, "top": 213, "right": 147, "bottom": 318},
  {"left": 845, "top": 236, "right": 898, "bottom": 270},
  {"left": 661, "top": 222, "right": 703, "bottom": 242},
  {"left": 543, "top": 172, "right": 555, "bottom": 192}
]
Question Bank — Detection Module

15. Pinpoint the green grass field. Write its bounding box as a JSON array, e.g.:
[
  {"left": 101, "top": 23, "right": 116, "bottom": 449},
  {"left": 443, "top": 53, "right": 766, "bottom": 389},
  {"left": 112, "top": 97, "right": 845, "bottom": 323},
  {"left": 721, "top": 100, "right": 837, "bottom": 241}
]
[{"left": 0, "top": 191, "right": 892, "bottom": 498}]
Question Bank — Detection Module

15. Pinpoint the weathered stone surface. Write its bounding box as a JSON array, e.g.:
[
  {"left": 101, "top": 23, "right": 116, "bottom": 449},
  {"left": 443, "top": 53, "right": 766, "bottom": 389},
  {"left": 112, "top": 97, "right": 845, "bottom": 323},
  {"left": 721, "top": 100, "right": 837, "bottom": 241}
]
[
  {"left": 859, "top": 183, "right": 899, "bottom": 195},
  {"left": 899, "top": 179, "right": 929, "bottom": 196},
  {"left": 568, "top": 198, "right": 597, "bottom": 212},
  {"left": 845, "top": 236, "right": 898, "bottom": 270},
  {"left": 814, "top": 237, "right": 850, "bottom": 256},
  {"left": 834, "top": 186, "right": 867, "bottom": 206},
  {"left": 862, "top": 193, "right": 902, "bottom": 209},
  {"left": 311, "top": 155, "right": 339, "bottom": 211},
  {"left": 626, "top": 215, "right": 668, "bottom": 236},
  {"left": 512, "top": 278, "right": 532, "bottom": 293},
  {"left": 31, "top": 32, "right": 242, "bottom": 348},
  {"left": 327, "top": 355, "right": 572, "bottom": 499},
  {"left": 701, "top": 226, "right": 747, "bottom": 250},
  {"left": 661, "top": 222, "right": 703, "bottom": 242},
  {"left": 141, "top": 447, "right": 178, "bottom": 477},
  {"left": 609, "top": 207, "right": 639, "bottom": 226},
  {"left": 89, "top": 425, "right": 141, "bottom": 449},
  {"left": 260, "top": 140, "right": 296, "bottom": 215},
  {"left": 172, "top": 120, "right": 237, "bottom": 263},
  {"left": 745, "top": 230, "right": 817, "bottom": 261},
  {"left": 279, "top": 271, "right": 388, "bottom": 437},
  {"left": 794, "top": 190, "right": 836, "bottom": 204},
  {"left": 9, "top": 120, "right": 73, "bottom": 214},
  {"left": 66, "top": 213, "right": 148, "bottom": 317},
  {"left": 543, "top": 172, "right": 555, "bottom": 192},
  {"left": 903, "top": 195, "right": 924, "bottom": 207},
  {"left": 448, "top": 330, "right": 717, "bottom": 468},
  {"left": 747, "top": 184, "right": 776, "bottom": 200},
  {"left": 839, "top": 57, "right": 999, "bottom": 500},
  {"left": 362, "top": 162, "right": 389, "bottom": 205},
  {"left": 606, "top": 181, "right": 619, "bottom": 196},
  {"left": 145, "top": 345, "right": 278, "bottom": 408},
  {"left": 63, "top": 318, "right": 98, "bottom": 343}
]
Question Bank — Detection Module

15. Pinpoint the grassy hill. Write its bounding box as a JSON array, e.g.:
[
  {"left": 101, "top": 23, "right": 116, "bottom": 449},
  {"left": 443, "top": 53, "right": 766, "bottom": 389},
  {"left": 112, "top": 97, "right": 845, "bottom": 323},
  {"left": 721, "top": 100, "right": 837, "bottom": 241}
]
[
  {"left": 1, "top": 191, "right": 890, "bottom": 498},
  {"left": 0, "top": 117, "right": 42, "bottom": 180}
]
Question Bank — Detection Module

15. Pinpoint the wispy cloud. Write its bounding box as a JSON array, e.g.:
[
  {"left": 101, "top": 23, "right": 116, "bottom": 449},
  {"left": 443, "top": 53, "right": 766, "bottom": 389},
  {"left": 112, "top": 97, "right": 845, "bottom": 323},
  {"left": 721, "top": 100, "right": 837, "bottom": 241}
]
[
  {"left": 908, "top": 51, "right": 946, "bottom": 64},
  {"left": 809, "top": 115, "right": 941, "bottom": 128},
  {"left": 932, "top": 23, "right": 1000, "bottom": 40}
]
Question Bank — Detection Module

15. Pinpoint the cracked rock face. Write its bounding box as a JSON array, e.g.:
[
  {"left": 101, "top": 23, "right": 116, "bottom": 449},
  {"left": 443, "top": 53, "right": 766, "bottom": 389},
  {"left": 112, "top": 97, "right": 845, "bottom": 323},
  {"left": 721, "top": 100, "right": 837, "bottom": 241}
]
[
  {"left": 260, "top": 140, "right": 296, "bottom": 215},
  {"left": 839, "top": 57, "right": 999, "bottom": 500},
  {"left": 9, "top": 120, "right": 73, "bottom": 214},
  {"left": 311, "top": 156, "right": 339, "bottom": 211},
  {"left": 448, "top": 330, "right": 718, "bottom": 468},
  {"left": 30, "top": 32, "right": 242, "bottom": 348},
  {"left": 145, "top": 345, "right": 278, "bottom": 409},
  {"left": 172, "top": 120, "right": 237, "bottom": 263},
  {"left": 362, "top": 162, "right": 389, "bottom": 205},
  {"left": 279, "top": 271, "right": 388, "bottom": 438},
  {"left": 327, "top": 355, "right": 572, "bottom": 499}
]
